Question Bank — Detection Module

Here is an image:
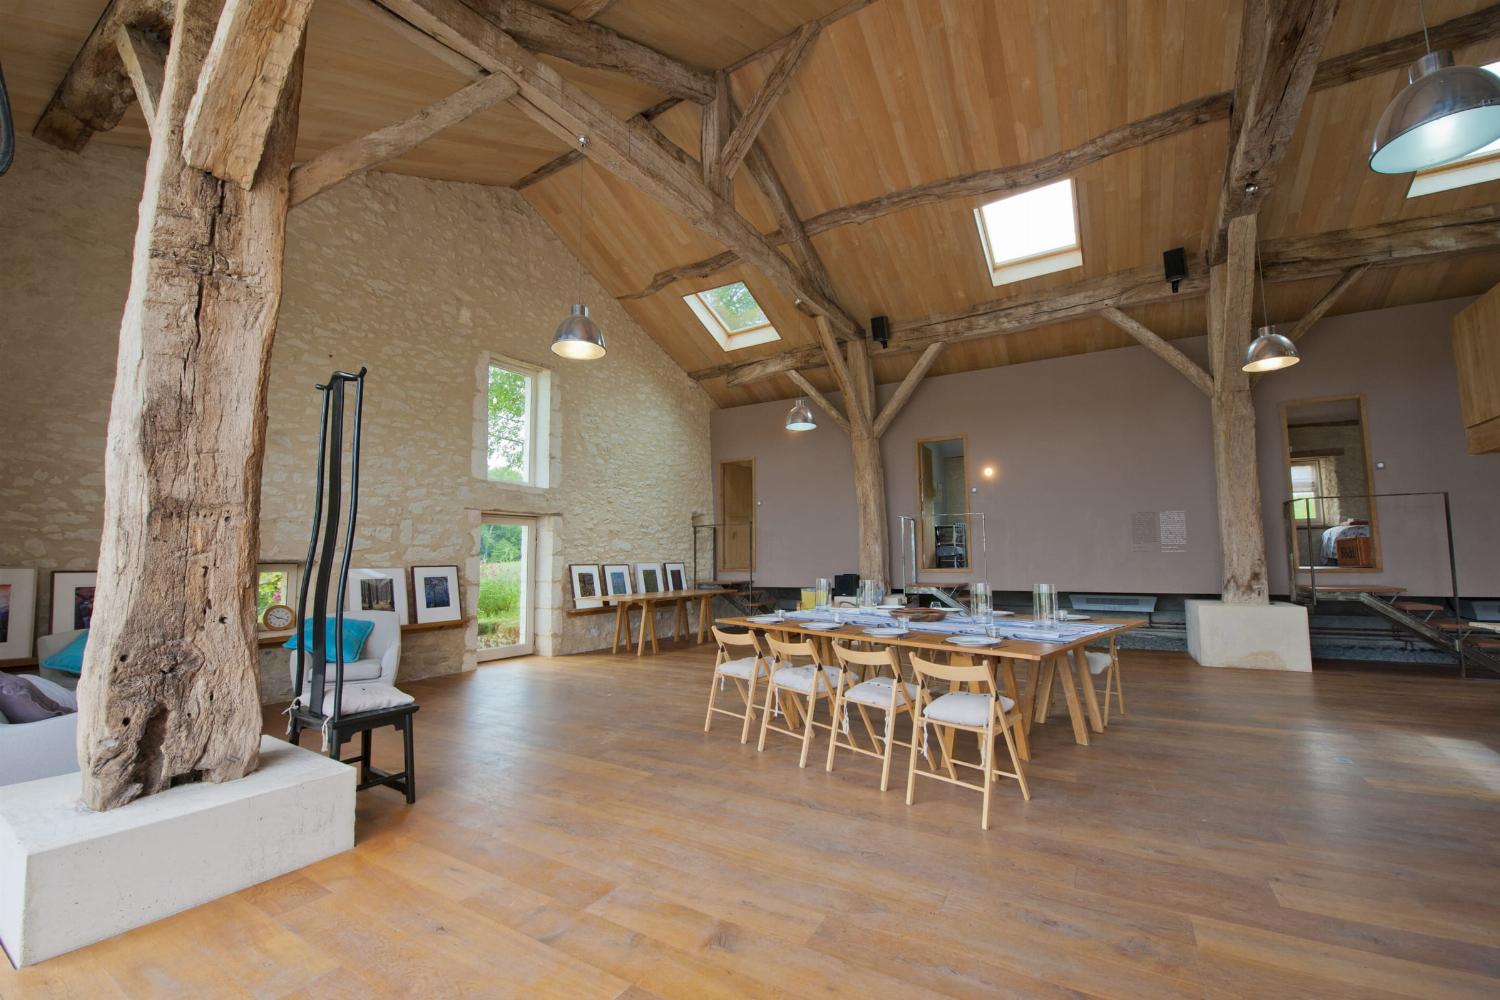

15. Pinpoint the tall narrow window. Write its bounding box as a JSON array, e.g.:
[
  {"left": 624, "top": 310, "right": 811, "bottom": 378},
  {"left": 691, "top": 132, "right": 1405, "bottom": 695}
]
[
  {"left": 683, "top": 281, "right": 781, "bottom": 351},
  {"left": 972, "top": 178, "right": 1083, "bottom": 286},
  {"left": 486, "top": 362, "right": 534, "bottom": 483}
]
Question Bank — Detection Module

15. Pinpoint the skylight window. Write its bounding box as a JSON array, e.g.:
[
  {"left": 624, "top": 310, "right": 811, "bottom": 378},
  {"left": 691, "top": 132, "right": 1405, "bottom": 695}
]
[
  {"left": 972, "top": 178, "right": 1083, "bottom": 286},
  {"left": 1407, "top": 61, "right": 1500, "bottom": 198},
  {"left": 683, "top": 281, "right": 781, "bottom": 351}
]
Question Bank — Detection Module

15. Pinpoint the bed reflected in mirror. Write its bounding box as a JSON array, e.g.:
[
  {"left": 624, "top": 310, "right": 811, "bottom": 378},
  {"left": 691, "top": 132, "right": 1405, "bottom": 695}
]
[{"left": 1282, "top": 395, "right": 1380, "bottom": 572}]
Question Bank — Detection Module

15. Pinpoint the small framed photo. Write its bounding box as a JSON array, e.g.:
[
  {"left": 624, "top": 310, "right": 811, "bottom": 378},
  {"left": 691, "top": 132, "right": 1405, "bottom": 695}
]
[
  {"left": 602, "top": 564, "right": 633, "bottom": 597},
  {"left": 570, "top": 564, "right": 603, "bottom": 609},
  {"left": 634, "top": 562, "right": 663, "bottom": 595},
  {"left": 664, "top": 562, "right": 687, "bottom": 592},
  {"left": 51, "top": 570, "right": 98, "bottom": 634},
  {"left": 0, "top": 568, "right": 38, "bottom": 660},
  {"left": 411, "top": 565, "right": 462, "bottom": 624},
  {"left": 348, "top": 567, "right": 410, "bottom": 624}
]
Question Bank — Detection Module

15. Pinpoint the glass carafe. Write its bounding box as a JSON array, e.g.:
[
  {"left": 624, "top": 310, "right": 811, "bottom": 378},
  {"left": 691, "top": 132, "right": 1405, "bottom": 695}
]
[
  {"left": 971, "top": 581, "right": 992, "bottom": 624},
  {"left": 1032, "top": 583, "right": 1057, "bottom": 624},
  {"left": 814, "top": 577, "right": 832, "bottom": 609}
]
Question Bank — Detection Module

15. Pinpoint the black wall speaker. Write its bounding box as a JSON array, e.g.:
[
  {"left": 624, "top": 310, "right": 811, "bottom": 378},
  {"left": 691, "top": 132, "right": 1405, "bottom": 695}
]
[
  {"left": 1163, "top": 247, "right": 1187, "bottom": 293},
  {"left": 870, "top": 314, "right": 891, "bottom": 348}
]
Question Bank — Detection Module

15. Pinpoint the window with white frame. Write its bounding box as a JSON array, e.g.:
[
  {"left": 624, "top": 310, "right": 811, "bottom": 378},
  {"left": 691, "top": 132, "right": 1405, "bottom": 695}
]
[
  {"left": 478, "top": 357, "right": 550, "bottom": 487},
  {"left": 1407, "top": 61, "right": 1500, "bottom": 198},
  {"left": 972, "top": 178, "right": 1083, "bottom": 287},
  {"left": 682, "top": 281, "right": 781, "bottom": 351},
  {"left": 256, "top": 563, "right": 300, "bottom": 634},
  {"left": 1289, "top": 458, "right": 1340, "bottom": 525}
]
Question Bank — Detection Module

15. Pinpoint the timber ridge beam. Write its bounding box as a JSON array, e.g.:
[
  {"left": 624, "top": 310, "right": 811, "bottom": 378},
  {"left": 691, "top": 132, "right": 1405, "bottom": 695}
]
[
  {"left": 690, "top": 204, "right": 1500, "bottom": 386},
  {"left": 621, "top": 3, "right": 1500, "bottom": 302}
]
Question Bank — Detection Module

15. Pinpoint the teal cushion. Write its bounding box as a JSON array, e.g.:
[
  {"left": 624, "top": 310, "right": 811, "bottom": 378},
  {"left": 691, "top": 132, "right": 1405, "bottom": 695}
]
[
  {"left": 40, "top": 630, "right": 88, "bottom": 675},
  {"left": 283, "top": 617, "right": 376, "bottom": 662}
]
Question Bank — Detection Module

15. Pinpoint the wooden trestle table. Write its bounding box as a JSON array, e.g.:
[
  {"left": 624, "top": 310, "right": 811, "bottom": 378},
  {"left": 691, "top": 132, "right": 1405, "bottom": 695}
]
[
  {"left": 603, "top": 588, "right": 725, "bottom": 656},
  {"left": 717, "top": 614, "right": 1144, "bottom": 750}
]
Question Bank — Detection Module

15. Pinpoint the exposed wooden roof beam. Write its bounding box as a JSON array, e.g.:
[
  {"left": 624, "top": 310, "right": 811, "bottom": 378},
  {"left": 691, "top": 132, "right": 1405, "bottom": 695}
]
[
  {"left": 511, "top": 95, "right": 679, "bottom": 188},
  {"left": 349, "top": 0, "right": 487, "bottom": 77},
  {"left": 1100, "top": 306, "right": 1214, "bottom": 397},
  {"left": 374, "top": 0, "right": 860, "bottom": 336},
  {"left": 114, "top": 25, "right": 167, "bottom": 137},
  {"left": 700, "top": 73, "right": 731, "bottom": 197},
  {"left": 1209, "top": 0, "right": 1339, "bottom": 262},
  {"left": 696, "top": 205, "right": 1500, "bottom": 385},
  {"left": 872, "top": 342, "right": 945, "bottom": 437},
  {"left": 719, "top": 22, "right": 819, "bottom": 183},
  {"left": 626, "top": 3, "right": 1500, "bottom": 300},
  {"left": 569, "top": 0, "right": 617, "bottom": 21},
  {"left": 786, "top": 370, "right": 850, "bottom": 433},
  {"left": 290, "top": 72, "right": 520, "bottom": 207},
  {"left": 32, "top": 0, "right": 173, "bottom": 151},
  {"left": 182, "top": 0, "right": 317, "bottom": 188},
  {"left": 1285, "top": 265, "right": 1370, "bottom": 344},
  {"left": 465, "top": 0, "right": 714, "bottom": 102}
]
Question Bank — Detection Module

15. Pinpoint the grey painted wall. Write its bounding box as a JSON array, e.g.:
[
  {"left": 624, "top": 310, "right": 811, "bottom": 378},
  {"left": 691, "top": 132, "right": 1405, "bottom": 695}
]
[{"left": 712, "top": 297, "right": 1500, "bottom": 597}]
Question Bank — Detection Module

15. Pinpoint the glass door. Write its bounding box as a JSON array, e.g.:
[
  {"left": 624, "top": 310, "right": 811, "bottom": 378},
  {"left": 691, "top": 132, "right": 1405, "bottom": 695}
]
[{"left": 478, "top": 515, "right": 535, "bottom": 660}]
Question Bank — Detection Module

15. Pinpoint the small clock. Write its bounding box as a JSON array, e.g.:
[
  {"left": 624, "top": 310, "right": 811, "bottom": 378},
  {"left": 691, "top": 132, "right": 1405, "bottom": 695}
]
[{"left": 262, "top": 603, "right": 296, "bottom": 632}]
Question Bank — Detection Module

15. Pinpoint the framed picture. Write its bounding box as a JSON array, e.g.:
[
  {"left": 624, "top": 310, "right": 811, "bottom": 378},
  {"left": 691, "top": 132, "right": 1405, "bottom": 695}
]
[
  {"left": 664, "top": 562, "right": 687, "bottom": 592},
  {"left": 0, "top": 568, "right": 37, "bottom": 660},
  {"left": 348, "top": 567, "right": 410, "bottom": 624},
  {"left": 51, "top": 570, "right": 98, "bottom": 634},
  {"left": 569, "top": 564, "right": 603, "bottom": 609},
  {"left": 411, "top": 565, "right": 462, "bottom": 624},
  {"left": 602, "top": 563, "right": 633, "bottom": 597},
  {"left": 634, "top": 562, "right": 663, "bottom": 595}
]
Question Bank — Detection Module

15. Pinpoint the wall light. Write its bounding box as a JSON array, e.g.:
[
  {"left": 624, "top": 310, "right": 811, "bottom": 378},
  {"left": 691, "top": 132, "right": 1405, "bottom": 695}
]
[{"left": 981, "top": 465, "right": 997, "bottom": 479}]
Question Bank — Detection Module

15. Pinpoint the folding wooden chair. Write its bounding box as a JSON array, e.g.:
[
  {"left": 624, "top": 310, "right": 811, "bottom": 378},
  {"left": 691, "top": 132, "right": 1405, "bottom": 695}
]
[
  {"left": 704, "top": 626, "right": 770, "bottom": 744},
  {"left": 906, "top": 653, "right": 1030, "bottom": 829},
  {"left": 1082, "top": 636, "right": 1125, "bottom": 726},
  {"left": 757, "top": 634, "right": 843, "bottom": 768},
  {"left": 826, "top": 642, "right": 921, "bottom": 791}
]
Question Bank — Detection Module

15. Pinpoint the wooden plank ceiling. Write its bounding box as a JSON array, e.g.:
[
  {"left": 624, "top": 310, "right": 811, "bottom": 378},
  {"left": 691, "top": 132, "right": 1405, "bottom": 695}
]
[{"left": 6, "top": 0, "right": 1500, "bottom": 407}]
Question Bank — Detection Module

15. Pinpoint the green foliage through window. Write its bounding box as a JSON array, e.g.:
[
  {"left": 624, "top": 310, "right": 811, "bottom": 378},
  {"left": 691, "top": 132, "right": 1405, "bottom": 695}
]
[
  {"left": 698, "top": 282, "right": 769, "bottom": 333},
  {"left": 487, "top": 364, "right": 531, "bottom": 482},
  {"left": 478, "top": 522, "right": 523, "bottom": 648},
  {"left": 257, "top": 570, "right": 287, "bottom": 618}
]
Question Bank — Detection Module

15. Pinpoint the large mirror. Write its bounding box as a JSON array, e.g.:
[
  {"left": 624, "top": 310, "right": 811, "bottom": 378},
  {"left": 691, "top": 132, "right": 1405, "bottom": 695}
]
[
  {"left": 917, "top": 436, "right": 969, "bottom": 571},
  {"left": 1282, "top": 395, "right": 1379, "bottom": 571}
]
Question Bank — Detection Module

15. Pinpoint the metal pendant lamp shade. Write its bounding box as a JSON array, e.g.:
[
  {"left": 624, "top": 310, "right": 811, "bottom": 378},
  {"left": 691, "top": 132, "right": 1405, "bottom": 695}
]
[
  {"left": 551, "top": 304, "right": 606, "bottom": 360},
  {"left": 1370, "top": 51, "right": 1500, "bottom": 174},
  {"left": 1242, "top": 326, "right": 1300, "bottom": 373},
  {"left": 785, "top": 397, "right": 816, "bottom": 431}
]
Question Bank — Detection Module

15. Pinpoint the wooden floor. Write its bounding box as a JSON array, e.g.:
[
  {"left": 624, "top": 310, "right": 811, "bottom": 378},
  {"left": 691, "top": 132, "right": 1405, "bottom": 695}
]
[{"left": 5, "top": 646, "right": 1500, "bottom": 998}]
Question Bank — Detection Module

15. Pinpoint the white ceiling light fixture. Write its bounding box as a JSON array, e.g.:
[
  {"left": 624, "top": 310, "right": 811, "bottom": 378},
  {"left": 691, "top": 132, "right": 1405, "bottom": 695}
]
[
  {"left": 785, "top": 397, "right": 816, "bottom": 432},
  {"left": 1369, "top": 2, "right": 1500, "bottom": 174},
  {"left": 551, "top": 136, "right": 606, "bottom": 361},
  {"left": 1243, "top": 245, "right": 1300, "bottom": 374}
]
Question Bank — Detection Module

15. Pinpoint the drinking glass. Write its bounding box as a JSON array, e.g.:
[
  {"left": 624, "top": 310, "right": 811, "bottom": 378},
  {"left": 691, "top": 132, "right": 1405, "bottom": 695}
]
[
  {"left": 1032, "top": 583, "right": 1057, "bottom": 624},
  {"left": 971, "top": 581, "right": 992, "bottom": 625},
  {"left": 814, "top": 577, "right": 832, "bottom": 609},
  {"left": 800, "top": 587, "right": 816, "bottom": 610}
]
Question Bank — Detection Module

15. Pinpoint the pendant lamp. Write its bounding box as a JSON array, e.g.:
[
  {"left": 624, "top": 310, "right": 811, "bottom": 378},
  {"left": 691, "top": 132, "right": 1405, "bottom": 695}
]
[
  {"left": 1369, "top": 4, "right": 1500, "bottom": 174},
  {"left": 785, "top": 397, "right": 816, "bottom": 432},
  {"left": 551, "top": 136, "right": 606, "bottom": 360},
  {"left": 1242, "top": 244, "right": 1299, "bottom": 374}
]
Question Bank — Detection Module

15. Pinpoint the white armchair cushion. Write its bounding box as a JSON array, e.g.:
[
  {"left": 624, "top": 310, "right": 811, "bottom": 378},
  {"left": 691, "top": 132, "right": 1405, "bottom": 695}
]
[
  {"left": 844, "top": 678, "right": 920, "bottom": 709},
  {"left": 922, "top": 690, "right": 1015, "bottom": 727},
  {"left": 770, "top": 664, "right": 841, "bottom": 694},
  {"left": 1084, "top": 649, "right": 1112, "bottom": 675},
  {"left": 299, "top": 682, "right": 414, "bottom": 716},
  {"left": 715, "top": 656, "right": 763, "bottom": 680}
]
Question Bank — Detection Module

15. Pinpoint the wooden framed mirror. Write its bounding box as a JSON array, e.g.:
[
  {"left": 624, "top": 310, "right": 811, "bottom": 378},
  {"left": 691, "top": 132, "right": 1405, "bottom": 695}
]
[
  {"left": 916, "top": 436, "right": 969, "bottom": 572},
  {"left": 1281, "top": 395, "right": 1380, "bottom": 572}
]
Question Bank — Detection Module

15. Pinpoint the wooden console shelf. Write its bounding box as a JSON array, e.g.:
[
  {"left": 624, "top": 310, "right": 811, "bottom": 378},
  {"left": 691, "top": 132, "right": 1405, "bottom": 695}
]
[{"left": 257, "top": 618, "right": 470, "bottom": 648}]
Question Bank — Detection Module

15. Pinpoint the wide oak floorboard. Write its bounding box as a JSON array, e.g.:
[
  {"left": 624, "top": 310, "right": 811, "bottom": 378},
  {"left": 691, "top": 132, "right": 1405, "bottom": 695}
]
[{"left": 3, "top": 647, "right": 1499, "bottom": 998}]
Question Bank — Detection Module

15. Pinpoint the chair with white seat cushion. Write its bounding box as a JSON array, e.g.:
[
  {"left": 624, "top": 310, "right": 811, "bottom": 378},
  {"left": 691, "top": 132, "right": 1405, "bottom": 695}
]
[
  {"left": 757, "top": 634, "right": 843, "bottom": 768},
  {"left": 1083, "top": 637, "right": 1125, "bottom": 726},
  {"left": 826, "top": 642, "right": 920, "bottom": 791},
  {"left": 704, "top": 626, "right": 770, "bottom": 744},
  {"left": 906, "top": 653, "right": 1029, "bottom": 829}
]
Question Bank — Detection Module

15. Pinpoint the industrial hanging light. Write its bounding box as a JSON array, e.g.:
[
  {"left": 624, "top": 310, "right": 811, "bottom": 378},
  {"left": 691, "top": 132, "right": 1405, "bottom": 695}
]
[
  {"left": 551, "top": 136, "right": 606, "bottom": 360},
  {"left": 1243, "top": 243, "right": 1300, "bottom": 373},
  {"left": 785, "top": 397, "right": 816, "bottom": 432},
  {"left": 1369, "top": 3, "right": 1500, "bottom": 174}
]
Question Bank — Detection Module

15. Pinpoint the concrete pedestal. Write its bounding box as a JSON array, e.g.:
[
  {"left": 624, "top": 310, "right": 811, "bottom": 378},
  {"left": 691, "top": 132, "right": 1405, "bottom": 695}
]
[
  {"left": 1185, "top": 600, "right": 1312, "bottom": 672},
  {"left": 1, "top": 736, "right": 354, "bottom": 968}
]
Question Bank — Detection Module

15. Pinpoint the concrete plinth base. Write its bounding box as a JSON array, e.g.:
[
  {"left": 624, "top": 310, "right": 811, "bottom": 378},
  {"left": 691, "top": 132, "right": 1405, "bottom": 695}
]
[
  {"left": 1185, "top": 600, "right": 1312, "bottom": 672},
  {"left": 1, "top": 736, "right": 354, "bottom": 968}
]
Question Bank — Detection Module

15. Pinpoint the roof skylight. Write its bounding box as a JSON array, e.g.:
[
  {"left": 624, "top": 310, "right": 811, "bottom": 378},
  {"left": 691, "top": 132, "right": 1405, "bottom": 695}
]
[
  {"left": 972, "top": 178, "right": 1083, "bottom": 287},
  {"left": 683, "top": 281, "right": 781, "bottom": 351},
  {"left": 1407, "top": 60, "right": 1500, "bottom": 198}
]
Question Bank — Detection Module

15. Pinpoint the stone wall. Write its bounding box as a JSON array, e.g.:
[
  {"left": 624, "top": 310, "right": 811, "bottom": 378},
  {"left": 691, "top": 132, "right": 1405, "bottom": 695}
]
[{"left": 0, "top": 135, "right": 713, "bottom": 701}]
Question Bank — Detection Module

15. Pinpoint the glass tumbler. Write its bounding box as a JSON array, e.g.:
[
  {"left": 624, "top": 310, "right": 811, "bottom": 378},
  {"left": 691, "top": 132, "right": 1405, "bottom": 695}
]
[
  {"left": 1032, "top": 583, "right": 1057, "bottom": 624},
  {"left": 971, "top": 581, "right": 992, "bottom": 625},
  {"left": 815, "top": 577, "right": 832, "bottom": 609}
]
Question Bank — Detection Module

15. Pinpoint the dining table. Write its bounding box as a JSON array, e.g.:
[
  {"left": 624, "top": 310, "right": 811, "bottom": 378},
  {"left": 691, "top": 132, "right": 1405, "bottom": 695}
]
[{"left": 716, "top": 609, "right": 1144, "bottom": 750}]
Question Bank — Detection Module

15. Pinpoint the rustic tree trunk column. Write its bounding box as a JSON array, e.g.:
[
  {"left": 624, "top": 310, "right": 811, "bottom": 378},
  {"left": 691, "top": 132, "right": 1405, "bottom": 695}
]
[
  {"left": 1207, "top": 214, "right": 1270, "bottom": 605},
  {"left": 77, "top": 0, "right": 306, "bottom": 811}
]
